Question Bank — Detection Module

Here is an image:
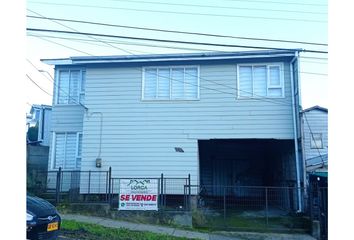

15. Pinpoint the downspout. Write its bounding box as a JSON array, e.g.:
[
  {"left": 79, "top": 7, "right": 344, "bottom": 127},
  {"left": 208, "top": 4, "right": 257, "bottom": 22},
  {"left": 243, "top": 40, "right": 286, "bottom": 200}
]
[
  {"left": 290, "top": 51, "right": 302, "bottom": 212},
  {"left": 297, "top": 57, "right": 308, "bottom": 200}
]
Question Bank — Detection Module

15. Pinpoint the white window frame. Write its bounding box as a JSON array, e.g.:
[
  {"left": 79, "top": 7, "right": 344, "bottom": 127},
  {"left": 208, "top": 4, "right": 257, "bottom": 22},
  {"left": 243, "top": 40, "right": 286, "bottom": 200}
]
[
  {"left": 50, "top": 132, "right": 82, "bottom": 170},
  {"left": 54, "top": 68, "right": 86, "bottom": 105},
  {"left": 141, "top": 66, "right": 200, "bottom": 101},
  {"left": 75, "top": 133, "right": 83, "bottom": 169},
  {"left": 310, "top": 133, "right": 323, "bottom": 149},
  {"left": 236, "top": 63, "right": 284, "bottom": 99}
]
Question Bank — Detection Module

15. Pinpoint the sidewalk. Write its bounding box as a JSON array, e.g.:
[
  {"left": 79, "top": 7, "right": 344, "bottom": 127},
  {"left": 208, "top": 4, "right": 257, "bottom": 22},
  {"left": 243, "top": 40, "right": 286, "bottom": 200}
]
[{"left": 61, "top": 214, "right": 316, "bottom": 240}]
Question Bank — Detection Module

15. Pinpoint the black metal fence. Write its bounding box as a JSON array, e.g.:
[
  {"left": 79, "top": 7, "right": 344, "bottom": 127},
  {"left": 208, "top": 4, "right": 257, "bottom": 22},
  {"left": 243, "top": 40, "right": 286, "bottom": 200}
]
[
  {"left": 27, "top": 167, "right": 111, "bottom": 205},
  {"left": 28, "top": 169, "right": 313, "bottom": 232},
  {"left": 309, "top": 186, "right": 328, "bottom": 240},
  {"left": 185, "top": 185, "right": 308, "bottom": 231}
]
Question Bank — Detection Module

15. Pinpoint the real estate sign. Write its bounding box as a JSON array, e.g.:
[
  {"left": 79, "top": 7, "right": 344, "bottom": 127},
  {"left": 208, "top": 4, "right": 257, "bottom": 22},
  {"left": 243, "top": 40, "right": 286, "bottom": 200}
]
[{"left": 118, "top": 179, "right": 158, "bottom": 211}]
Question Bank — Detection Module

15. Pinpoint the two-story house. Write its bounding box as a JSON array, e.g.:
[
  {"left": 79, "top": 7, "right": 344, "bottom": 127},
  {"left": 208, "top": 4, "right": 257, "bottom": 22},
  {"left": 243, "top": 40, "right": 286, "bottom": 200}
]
[{"left": 43, "top": 50, "right": 304, "bottom": 209}]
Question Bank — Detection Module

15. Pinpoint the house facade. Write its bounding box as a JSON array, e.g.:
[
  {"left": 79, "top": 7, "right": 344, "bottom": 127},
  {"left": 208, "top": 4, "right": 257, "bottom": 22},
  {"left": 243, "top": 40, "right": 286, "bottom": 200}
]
[
  {"left": 301, "top": 106, "right": 328, "bottom": 172},
  {"left": 43, "top": 50, "right": 304, "bottom": 206}
]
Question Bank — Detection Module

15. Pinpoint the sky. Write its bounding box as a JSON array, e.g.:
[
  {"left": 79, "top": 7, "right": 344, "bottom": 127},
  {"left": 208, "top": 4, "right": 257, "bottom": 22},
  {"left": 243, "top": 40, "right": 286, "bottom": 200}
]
[{"left": 25, "top": 0, "right": 328, "bottom": 112}]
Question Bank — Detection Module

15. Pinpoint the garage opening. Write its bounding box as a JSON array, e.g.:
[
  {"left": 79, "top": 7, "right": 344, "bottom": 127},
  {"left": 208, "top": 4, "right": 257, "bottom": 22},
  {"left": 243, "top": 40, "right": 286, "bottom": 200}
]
[
  {"left": 195, "top": 139, "right": 303, "bottom": 229},
  {"left": 198, "top": 139, "right": 296, "bottom": 195}
]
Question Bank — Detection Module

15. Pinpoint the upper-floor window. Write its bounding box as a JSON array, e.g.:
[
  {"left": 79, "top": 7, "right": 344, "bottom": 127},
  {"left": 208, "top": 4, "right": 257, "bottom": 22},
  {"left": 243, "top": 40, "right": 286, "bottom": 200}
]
[
  {"left": 237, "top": 64, "right": 284, "bottom": 98},
  {"left": 56, "top": 69, "right": 86, "bottom": 104},
  {"left": 311, "top": 133, "right": 323, "bottom": 149},
  {"left": 143, "top": 67, "right": 199, "bottom": 100}
]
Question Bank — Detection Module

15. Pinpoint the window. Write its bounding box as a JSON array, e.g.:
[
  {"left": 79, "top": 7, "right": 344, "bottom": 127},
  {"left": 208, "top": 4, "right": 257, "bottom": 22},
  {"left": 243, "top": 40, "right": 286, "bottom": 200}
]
[
  {"left": 56, "top": 69, "right": 86, "bottom": 104},
  {"left": 237, "top": 64, "right": 283, "bottom": 98},
  {"left": 52, "top": 132, "right": 82, "bottom": 170},
  {"left": 311, "top": 133, "right": 323, "bottom": 149},
  {"left": 34, "top": 109, "right": 41, "bottom": 120},
  {"left": 143, "top": 67, "right": 199, "bottom": 100}
]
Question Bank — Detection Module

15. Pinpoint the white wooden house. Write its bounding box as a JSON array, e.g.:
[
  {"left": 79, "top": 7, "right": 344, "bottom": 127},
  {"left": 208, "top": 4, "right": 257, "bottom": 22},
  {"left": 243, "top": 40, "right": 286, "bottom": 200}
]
[{"left": 43, "top": 50, "right": 304, "bottom": 208}]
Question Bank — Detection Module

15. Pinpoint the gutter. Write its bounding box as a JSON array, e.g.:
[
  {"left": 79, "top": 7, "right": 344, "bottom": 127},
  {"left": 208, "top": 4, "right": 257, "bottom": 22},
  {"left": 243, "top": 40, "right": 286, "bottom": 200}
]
[{"left": 290, "top": 52, "right": 303, "bottom": 212}]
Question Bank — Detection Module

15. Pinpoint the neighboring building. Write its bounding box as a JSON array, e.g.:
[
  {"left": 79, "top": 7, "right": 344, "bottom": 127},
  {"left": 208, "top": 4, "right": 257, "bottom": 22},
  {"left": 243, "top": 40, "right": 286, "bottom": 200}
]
[
  {"left": 43, "top": 50, "right": 304, "bottom": 207},
  {"left": 27, "top": 104, "right": 52, "bottom": 146},
  {"left": 301, "top": 106, "right": 328, "bottom": 172}
]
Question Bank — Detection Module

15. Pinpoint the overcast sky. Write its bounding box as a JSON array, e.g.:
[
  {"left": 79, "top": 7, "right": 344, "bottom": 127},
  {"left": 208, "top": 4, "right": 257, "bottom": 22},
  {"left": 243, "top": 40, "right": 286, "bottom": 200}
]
[{"left": 25, "top": 0, "right": 328, "bottom": 111}]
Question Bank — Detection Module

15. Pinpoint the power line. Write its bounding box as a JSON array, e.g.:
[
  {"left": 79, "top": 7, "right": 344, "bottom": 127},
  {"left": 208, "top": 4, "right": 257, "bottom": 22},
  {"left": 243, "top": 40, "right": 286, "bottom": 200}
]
[
  {"left": 27, "top": 58, "right": 89, "bottom": 109},
  {"left": 28, "top": 1, "right": 326, "bottom": 23},
  {"left": 27, "top": 34, "right": 328, "bottom": 76},
  {"left": 28, "top": 12, "right": 318, "bottom": 107},
  {"left": 28, "top": 9, "right": 137, "bottom": 56},
  {"left": 27, "top": 33, "right": 217, "bottom": 52},
  {"left": 35, "top": 35, "right": 94, "bottom": 56},
  {"left": 27, "top": 15, "right": 328, "bottom": 47},
  {"left": 30, "top": 35, "right": 327, "bottom": 76},
  {"left": 221, "top": 0, "right": 327, "bottom": 7},
  {"left": 26, "top": 59, "right": 54, "bottom": 83},
  {"left": 26, "top": 28, "right": 328, "bottom": 54},
  {"left": 26, "top": 74, "right": 52, "bottom": 96},
  {"left": 301, "top": 56, "right": 328, "bottom": 60},
  {"left": 28, "top": 33, "right": 330, "bottom": 68},
  {"left": 30, "top": 33, "right": 295, "bottom": 106},
  {"left": 107, "top": 0, "right": 327, "bottom": 15}
]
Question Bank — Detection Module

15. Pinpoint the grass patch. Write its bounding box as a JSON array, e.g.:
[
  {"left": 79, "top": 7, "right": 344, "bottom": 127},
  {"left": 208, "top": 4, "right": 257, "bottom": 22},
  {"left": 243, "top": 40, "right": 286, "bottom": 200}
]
[
  {"left": 61, "top": 220, "right": 196, "bottom": 240},
  {"left": 193, "top": 210, "right": 310, "bottom": 233}
]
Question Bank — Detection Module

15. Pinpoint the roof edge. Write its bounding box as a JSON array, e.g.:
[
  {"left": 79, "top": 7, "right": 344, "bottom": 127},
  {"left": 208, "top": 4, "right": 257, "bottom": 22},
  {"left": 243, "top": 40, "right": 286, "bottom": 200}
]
[
  {"left": 41, "top": 50, "right": 300, "bottom": 66},
  {"left": 302, "top": 105, "right": 328, "bottom": 113}
]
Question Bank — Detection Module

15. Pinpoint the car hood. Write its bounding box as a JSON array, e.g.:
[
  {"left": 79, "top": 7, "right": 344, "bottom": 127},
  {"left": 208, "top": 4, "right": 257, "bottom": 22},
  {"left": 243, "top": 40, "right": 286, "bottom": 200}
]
[{"left": 27, "top": 195, "right": 57, "bottom": 218}]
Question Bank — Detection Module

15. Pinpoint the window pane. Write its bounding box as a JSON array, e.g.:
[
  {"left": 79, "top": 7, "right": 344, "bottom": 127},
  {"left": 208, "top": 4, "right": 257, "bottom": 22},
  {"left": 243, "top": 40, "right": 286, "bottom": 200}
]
[
  {"left": 269, "top": 66, "right": 281, "bottom": 86},
  {"left": 64, "top": 133, "right": 77, "bottom": 169},
  {"left": 69, "top": 70, "right": 79, "bottom": 104},
  {"left": 268, "top": 88, "right": 282, "bottom": 97},
  {"left": 34, "top": 110, "right": 40, "bottom": 120},
  {"left": 54, "top": 133, "right": 65, "bottom": 169},
  {"left": 311, "top": 133, "right": 323, "bottom": 148},
  {"left": 253, "top": 66, "right": 267, "bottom": 97},
  {"left": 185, "top": 68, "right": 198, "bottom": 99},
  {"left": 77, "top": 134, "right": 83, "bottom": 157},
  {"left": 58, "top": 71, "right": 69, "bottom": 104},
  {"left": 144, "top": 68, "right": 157, "bottom": 99},
  {"left": 157, "top": 69, "right": 170, "bottom": 99},
  {"left": 239, "top": 66, "right": 252, "bottom": 97},
  {"left": 171, "top": 68, "right": 184, "bottom": 99},
  {"left": 81, "top": 71, "right": 86, "bottom": 92}
]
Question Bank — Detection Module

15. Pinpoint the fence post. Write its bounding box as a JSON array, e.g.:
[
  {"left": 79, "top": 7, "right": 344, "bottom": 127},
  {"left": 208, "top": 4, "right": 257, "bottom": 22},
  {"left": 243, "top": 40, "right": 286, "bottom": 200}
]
[
  {"left": 55, "top": 167, "right": 62, "bottom": 206},
  {"left": 188, "top": 174, "right": 191, "bottom": 211},
  {"left": 108, "top": 167, "right": 112, "bottom": 204},
  {"left": 88, "top": 170, "right": 91, "bottom": 195},
  {"left": 223, "top": 186, "right": 226, "bottom": 220},
  {"left": 160, "top": 173, "right": 164, "bottom": 208},
  {"left": 265, "top": 187, "right": 269, "bottom": 227}
]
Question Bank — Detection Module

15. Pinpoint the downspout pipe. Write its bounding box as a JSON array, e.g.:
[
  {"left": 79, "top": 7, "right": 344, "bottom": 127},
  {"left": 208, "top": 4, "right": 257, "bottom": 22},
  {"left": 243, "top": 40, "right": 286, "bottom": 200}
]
[{"left": 290, "top": 51, "right": 303, "bottom": 212}]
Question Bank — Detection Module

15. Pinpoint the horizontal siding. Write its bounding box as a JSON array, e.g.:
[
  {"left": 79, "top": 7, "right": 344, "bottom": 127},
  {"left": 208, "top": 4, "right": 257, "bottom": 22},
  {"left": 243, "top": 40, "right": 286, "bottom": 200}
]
[
  {"left": 302, "top": 110, "right": 328, "bottom": 163},
  {"left": 51, "top": 105, "right": 84, "bottom": 132},
  {"left": 80, "top": 62, "right": 295, "bottom": 184}
]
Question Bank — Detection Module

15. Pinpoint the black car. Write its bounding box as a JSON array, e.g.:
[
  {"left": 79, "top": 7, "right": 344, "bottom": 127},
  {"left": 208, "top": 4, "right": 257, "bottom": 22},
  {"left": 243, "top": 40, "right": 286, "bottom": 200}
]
[{"left": 27, "top": 195, "right": 61, "bottom": 240}]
